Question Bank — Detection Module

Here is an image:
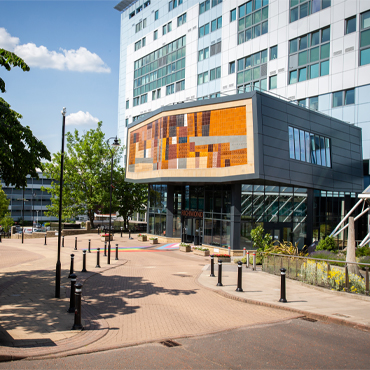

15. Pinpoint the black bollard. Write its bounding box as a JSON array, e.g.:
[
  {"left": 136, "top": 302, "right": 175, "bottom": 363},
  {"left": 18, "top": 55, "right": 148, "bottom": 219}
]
[
  {"left": 115, "top": 244, "right": 119, "bottom": 260},
  {"left": 72, "top": 282, "right": 84, "bottom": 330},
  {"left": 68, "top": 254, "right": 75, "bottom": 278},
  {"left": 210, "top": 255, "right": 215, "bottom": 277},
  {"left": 88, "top": 239, "right": 91, "bottom": 253},
  {"left": 0, "top": 234, "right": 2, "bottom": 243},
  {"left": 81, "top": 250, "right": 87, "bottom": 272},
  {"left": 236, "top": 261, "right": 243, "bottom": 292},
  {"left": 62, "top": 235, "right": 64, "bottom": 248},
  {"left": 74, "top": 237, "right": 77, "bottom": 250},
  {"left": 217, "top": 259, "right": 223, "bottom": 286},
  {"left": 98, "top": 227, "right": 100, "bottom": 235},
  {"left": 279, "top": 268, "right": 287, "bottom": 303},
  {"left": 67, "top": 273, "right": 77, "bottom": 313},
  {"left": 104, "top": 241, "right": 107, "bottom": 256},
  {"left": 129, "top": 229, "right": 132, "bottom": 240},
  {"left": 120, "top": 227, "right": 123, "bottom": 238},
  {"left": 44, "top": 233, "right": 47, "bottom": 245},
  {"left": 96, "top": 248, "right": 101, "bottom": 268}
]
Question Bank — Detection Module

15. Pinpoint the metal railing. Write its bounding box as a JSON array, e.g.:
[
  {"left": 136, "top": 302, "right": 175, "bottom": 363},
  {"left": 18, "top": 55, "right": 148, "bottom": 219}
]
[{"left": 262, "top": 253, "right": 370, "bottom": 296}]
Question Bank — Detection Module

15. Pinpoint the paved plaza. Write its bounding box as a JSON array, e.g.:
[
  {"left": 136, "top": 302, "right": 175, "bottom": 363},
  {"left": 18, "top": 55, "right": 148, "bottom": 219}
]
[{"left": 0, "top": 233, "right": 369, "bottom": 362}]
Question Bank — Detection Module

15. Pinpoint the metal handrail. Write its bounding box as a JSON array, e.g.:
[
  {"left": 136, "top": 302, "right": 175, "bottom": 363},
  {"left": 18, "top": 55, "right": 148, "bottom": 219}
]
[{"left": 261, "top": 252, "right": 370, "bottom": 267}]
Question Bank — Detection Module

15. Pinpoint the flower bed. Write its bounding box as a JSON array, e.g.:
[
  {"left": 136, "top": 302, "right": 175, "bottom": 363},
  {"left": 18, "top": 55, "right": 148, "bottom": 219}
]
[
  {"left": 101, "top": 233, "right": 113, "bottom": 242},
  {"left": 138, "top": 234, "right": 147, "bottom": 242},
  {"left": 193, "top": 247, "right": 210, "bottom": 256},
  {"left": 149, "top": 237, "right": 158, "bottom": 244},
  {"left": 179, "top": 243, "right": 191, "bottom": 253},
  {"left": 211, "top": 254, "right": 231, "bottom": 262}
]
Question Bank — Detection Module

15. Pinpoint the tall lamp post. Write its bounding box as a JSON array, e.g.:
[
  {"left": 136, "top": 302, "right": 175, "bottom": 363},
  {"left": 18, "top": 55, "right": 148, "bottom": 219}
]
[
  {"left": 56, "top": 107, "right": 66, "bottom": 298},
  {"left": 17, "top": 187, "right": 28, "bottom": 244},
  {"left": 107, "top": 136, "right": 120, "bottom": 265}
]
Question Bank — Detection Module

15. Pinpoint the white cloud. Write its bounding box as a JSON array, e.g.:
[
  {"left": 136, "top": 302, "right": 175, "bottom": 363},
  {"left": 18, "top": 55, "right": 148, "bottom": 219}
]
[
  {"left": 66, "top": 111, "right": 99, "bottom": 126},
  {"left": 0, "top": 28, "right": 19, "bottom": 51},
  {"left": 0, "top": 27, "right": 110, "bottom": 73}
]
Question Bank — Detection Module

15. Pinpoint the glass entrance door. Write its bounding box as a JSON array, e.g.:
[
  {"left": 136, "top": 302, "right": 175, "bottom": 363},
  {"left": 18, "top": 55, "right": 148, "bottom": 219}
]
[{"left": 183, "top": 218, "right": 203, "bottom": 245}]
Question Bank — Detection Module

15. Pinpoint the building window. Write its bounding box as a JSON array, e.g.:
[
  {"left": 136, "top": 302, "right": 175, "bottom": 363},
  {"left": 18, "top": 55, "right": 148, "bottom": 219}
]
[
  {"left": 152, "top": 88, "right": 161, "bottom": 100},
  {"left": 154, "top": 30, "right": 158, "bottom": 40},
  {"left": 140, "top": 94, "right": 147, "bottom": 104},
  {"left": 178, "top": 13, "right": 187, "bottom": 27},
  {"left": 133, "top": 35, "right": 186, "bottom": 99},
  {"left": 211, "top": 16, "right": 222, "bottom": 32},
  {"left": 290, "top": 0, "right": 331, "bottom": 23},
  {"left": 175, "top": 79, "right": 185, "bottom": 92},
  {"left": 197, "top": 71, "right": 209, "bottom": 85},
  {"left": 134, "top": 40, "right": 142, "bottom": 51},
  {"left": 169, "top": 0, "right": 183, "bottom": 11},
  {"left": 125, "top": 118, "right": 129, "bottom": 127},
  {"left": 199, "top": 23, "right": 210, "bottom": 38},
  {"left": 144, "top": 1, "right": 150, "bottom": 8},
  {"left": 126, "top": 100, "right": 129, "bottom": 109},
  {"left": 288, "top": 26, "right": 330, "bottom": 84},
  {"left": 309, "top": 96, "right": 318, "bottom": 110},
  {"left": 129, "top": 11, "right": 135, "bottom": 19},
  {"left": 298, "top": 98, "right": 306, "bottom": 107},
  {"left": 166, "top": 83, "right": 175, "bottom": 95},
  {"left": 345, "top": 15, "right": 356, "bottom": 35},
  {"left": 289, "top": 126, "right": 331, "bottom": 167},
  {"left": 269, "top": 75, "right": 277, "bottom": 89},
  {"left": 238, "top": 0, "right": 269, "bottom": 45},
  {"left": 210, "top": 66, "right": 221, "bottom": 81},
  {"left": 155, "top": 10, "right": 159, "bottom": 20},
  {"left": 142, "top": 37, "right": 146, "bottom": 47},
  {"left": 200, "top": 0, "right": 210, "bottom": 14},
  {"left": 143, "top": 18, "right": 147, "bottom": 28},
  {"left": 270, "top": 45, "right": 277, "bottom": 60},
  {"left": 360, "top": 10, "right": 370, "bottom": 66},
  {"left": 136, "top": 5, "right": 143, "bottom": 14},
  {"left": 135, "top": 21, "right": 142, "bottom": 33},
  {"left": 210, "top": 41, "right": 222, "bottom": 56},
  {"left": 332, "top": 89, "right": 355, "bottom": 107},
  {"left": 163, "top": 21, "right": 172, "bottom": 35},
  {"left": 133, "top": 97, "right": 140, "bottom": 106},
  {"left": 229, "top": 61, "right": 235, "bottom": 74},
  {"left": 212, "top": 0, "right": 222, "bottom": 6},
  {"left": 230, "top": 8, "right": 236, "bottom": 22},
  {"left": 198, "top": 47, "right": 209, "bottom": 61},
  {"left": 237, "top": 49, "right": 268, "bottom": 93}
]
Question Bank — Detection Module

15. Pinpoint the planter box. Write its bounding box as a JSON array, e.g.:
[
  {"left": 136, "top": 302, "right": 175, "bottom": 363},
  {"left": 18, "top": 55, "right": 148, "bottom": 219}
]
[
  {"left": 193, "top": 249, "right": 210, "bottom": 256},
  {"left": 138, "top": 235, "right": 147, "bottom": 242},
  {"left": 179, "top": 245, "right": 191, "bottom": 253},
  {"left": 150, "top": 239, "right": 158, "bottom": 244},
  {"left": 215, "top": 257, "right": 231, "bottom": 263},
  {"left": 101, "top": 235, "right": 113, "bottom": 242}
]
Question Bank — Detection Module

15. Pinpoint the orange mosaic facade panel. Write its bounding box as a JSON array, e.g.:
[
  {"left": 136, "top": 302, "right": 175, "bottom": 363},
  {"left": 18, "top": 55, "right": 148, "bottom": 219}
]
[{"left": 128, "top": 106, "right": 248, "bottom": 173}]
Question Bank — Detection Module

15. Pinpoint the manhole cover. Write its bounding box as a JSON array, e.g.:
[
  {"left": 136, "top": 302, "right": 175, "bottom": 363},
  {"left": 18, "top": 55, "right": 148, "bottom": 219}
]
[
  {"left": 160, "top": 340, "right": 181, "bottom": 347},
  {"left": 300, "top": 317, "right": 318, "bottom": 322}
]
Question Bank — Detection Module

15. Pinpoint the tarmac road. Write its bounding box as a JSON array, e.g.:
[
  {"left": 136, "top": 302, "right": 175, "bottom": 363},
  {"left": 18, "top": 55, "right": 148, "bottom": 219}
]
[{"left": 1, "top": 318, "right": 369, "bottom": 369}]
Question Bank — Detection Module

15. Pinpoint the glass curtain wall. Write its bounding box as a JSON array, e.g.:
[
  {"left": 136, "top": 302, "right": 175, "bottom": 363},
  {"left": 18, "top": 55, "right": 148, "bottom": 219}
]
[{"left": 148, "top": 184, "right": 167, "bottom": 235}]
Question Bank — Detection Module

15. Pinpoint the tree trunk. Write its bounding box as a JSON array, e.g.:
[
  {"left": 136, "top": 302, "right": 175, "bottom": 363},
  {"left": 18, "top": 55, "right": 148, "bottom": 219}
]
[
  {"left": 89, "top": 210, "right": 95, "bottom": 229},
  {"left": 347, "top": 217, "right": 361, "bottom": 277}
]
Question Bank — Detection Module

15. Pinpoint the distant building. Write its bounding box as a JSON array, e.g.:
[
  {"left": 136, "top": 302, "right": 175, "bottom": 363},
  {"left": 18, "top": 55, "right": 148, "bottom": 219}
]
[
  {"left": 1, "top": 173, "right": 58, "bottom": 224},
  {"left": 115, "top": 0, "right": 370, "bottom": 187}
]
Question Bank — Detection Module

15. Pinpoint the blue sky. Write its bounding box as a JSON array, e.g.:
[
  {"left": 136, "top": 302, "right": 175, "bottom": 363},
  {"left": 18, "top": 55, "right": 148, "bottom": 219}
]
[{"left": 0, "top": 0, "right": 121, "bottom": 155}]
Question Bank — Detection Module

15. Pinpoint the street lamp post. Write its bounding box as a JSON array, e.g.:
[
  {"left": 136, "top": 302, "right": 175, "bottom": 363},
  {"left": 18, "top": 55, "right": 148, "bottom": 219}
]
[
  {"left": 17, "top": 188, "right": 28, "bottom": 244},
  {"left": 107, "top": 136, "right": 120, "bottom": 265},
  {"left": 56, "top": 107, "right": 66, "bottom": 298}
]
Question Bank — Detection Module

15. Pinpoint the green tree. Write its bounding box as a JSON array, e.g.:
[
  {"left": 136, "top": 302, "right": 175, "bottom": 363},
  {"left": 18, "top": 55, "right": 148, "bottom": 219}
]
[
  {"left": 0, "top": 49, "right": 51, "bottom": 188},
  {"left": 109, "top": 168, "right": 147, "bottom": 230},
  {"left": 42, "top": 122, "right": 122, "bottom": 228},
  {"left": 250, "top": 225, "right": 272, "bottom": 251},
  {"left": 0, "top": 213, "right": 14, "bottom": 233},
  {"left": 0, "top": 184, "right": 10, "bottom": 219}
]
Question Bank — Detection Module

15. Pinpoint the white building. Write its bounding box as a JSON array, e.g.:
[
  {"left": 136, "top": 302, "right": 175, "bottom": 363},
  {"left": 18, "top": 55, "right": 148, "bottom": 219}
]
[{"left": 115, "top": 0, "right": 370, "bottom": 187}]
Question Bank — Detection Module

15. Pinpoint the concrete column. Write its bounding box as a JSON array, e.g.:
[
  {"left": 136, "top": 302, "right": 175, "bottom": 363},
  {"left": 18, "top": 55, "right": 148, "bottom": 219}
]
[
  {"left": 86, "top": 221, "right": 91, "bottom": 232},
  {"left": 166, "top": 185, "right": 174, "bottom": 238},
  {"left": 230, "top": 183, "right": 241, "bottom": 250}
]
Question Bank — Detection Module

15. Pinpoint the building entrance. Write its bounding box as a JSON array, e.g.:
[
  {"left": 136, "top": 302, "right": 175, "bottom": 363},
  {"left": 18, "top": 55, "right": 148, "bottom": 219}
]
[
  {"left": 181, "top": 211, "right": 203, "bottom": 245},
  {"left": 264, "top": 222, "right": 293, "bottom": 243}
]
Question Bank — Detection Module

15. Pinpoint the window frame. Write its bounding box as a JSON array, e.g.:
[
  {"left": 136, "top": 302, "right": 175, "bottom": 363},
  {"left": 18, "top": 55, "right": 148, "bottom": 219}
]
[
  {"left": 345, "top": 15, "right": 356, "bottom": 35},
  {"left": 360, "top": 10, "right": 370, "bottom": 66}
]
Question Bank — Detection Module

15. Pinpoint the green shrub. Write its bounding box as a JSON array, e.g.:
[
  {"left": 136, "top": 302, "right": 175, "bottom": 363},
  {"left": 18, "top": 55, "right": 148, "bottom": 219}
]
[
  {"left": 356, "top": 246, "right": 370, "bottom": 257},
  {"left": 316, "top": 236, "right": 336, "bottom": 252},
  {"left": 251, "top": 226, "right": 272, "bottom": 251}
]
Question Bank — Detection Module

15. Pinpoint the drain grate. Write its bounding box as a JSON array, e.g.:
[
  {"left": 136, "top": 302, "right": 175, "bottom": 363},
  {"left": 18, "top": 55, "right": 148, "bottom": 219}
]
[
  {"left": 160, "top": 340, "right": 181, "bottom": 347},
  {"left": 301, "top": 317, "right": 318, "bottom": 322}
]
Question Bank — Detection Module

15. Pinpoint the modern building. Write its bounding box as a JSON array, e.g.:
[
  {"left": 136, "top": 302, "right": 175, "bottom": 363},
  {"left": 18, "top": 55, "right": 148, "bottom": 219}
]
[
  {"left": 1, "top": 174, "right": 57, "bottom": 225},
  {"left": 115, "top": 0, "right": 370, "bottom": 187},
  {"left": 125, "top": 91, "right": 365, "bottom": 249}
]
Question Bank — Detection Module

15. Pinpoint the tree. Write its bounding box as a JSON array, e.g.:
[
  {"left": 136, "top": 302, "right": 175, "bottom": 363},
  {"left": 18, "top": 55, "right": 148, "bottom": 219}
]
[
  {"left": 0, "top": 49, "right": 51, "bottom": 188},
  {"left": 250, "top": 225, "right": 272, "bottom": 251},
  {"left": 111, "top": 168, "right": 148, "bottom": 230},
  {"left": 42, "top": 122, "right": 122, "bottom": 228},
  {"left": 0, "top": 184, "right": 10, "bottom": 219}
]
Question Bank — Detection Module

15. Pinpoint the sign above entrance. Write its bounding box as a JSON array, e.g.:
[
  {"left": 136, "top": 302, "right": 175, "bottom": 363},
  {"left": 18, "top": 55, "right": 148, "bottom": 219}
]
[{"left": 181, "top": 210, "right": 203, "bottom": 218}]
